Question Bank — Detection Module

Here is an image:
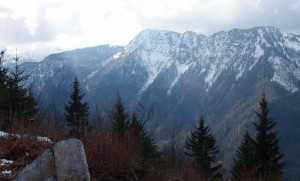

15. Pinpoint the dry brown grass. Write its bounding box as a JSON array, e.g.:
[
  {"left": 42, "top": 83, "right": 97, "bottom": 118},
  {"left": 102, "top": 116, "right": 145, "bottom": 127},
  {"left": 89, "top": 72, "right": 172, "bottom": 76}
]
[
  {"left": 0, "top": 116, "right": 64, "bottom": 180},
  {"left": 81, "top": 126, "right": 138, "bottom": 180},
  {"left": 178, "top": 164, "right": 207, "bottom": 181},
  {"left": 0, "top": 116, "right": 221, "bottom": 181},
  {"left": 0, "top": 135, "right": 54, "bottom": 180}
]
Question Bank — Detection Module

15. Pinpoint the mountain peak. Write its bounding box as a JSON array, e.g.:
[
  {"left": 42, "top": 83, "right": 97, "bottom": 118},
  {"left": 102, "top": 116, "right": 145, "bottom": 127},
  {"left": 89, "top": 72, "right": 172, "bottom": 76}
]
[{"left": 126, "top": 29, "right": 180, "bottom": 52}]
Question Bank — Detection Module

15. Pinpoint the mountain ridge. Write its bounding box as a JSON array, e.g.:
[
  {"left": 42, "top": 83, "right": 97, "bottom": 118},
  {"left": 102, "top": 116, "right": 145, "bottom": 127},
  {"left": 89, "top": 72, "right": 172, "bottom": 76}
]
[{"left": 16, "top": 26, "right": 300, "bottom": 175}]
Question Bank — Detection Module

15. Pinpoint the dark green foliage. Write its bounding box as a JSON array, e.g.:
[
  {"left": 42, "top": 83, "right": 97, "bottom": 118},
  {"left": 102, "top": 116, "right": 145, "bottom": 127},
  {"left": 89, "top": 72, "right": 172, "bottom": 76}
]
[
  {"left": 231, "top": 131, "right": 255, "bottom": 180},
  {"left": 252, "top": 95, "right": 284, "bottom": 180},
  {"left": 0, "top": 51, "right": 9, "bottom": 124},
  {"left": 129, "top": 113, "right": 161, "bottom": 168},
  {"left": 129, "top": 113, "right": 142, "bottom": 137},
  {"left": 0, "top": 51, "right": 8, "bottom": 96},
  {"left": 65, "top": 78, "right": 89, "bottom": 137},
  {"left": 110, "top": 93, "right": 129, "bottom": 139},
  {"left": 185, "top": 116, "right": 222, "bottom": 180},
  {"left": 0, "top": 51, "right": 8, "bottom": 85},
  {"left": 1, "top": 54, "right": 37, "bottom": 128}
]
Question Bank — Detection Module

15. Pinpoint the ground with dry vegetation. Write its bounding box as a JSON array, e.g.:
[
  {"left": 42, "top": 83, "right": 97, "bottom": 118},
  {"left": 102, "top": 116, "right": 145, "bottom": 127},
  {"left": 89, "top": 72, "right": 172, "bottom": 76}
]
[
  {"left": 0, "top": 119, "right": 206, "bottom": 181},
  {"left": 0, "top": 135, "right": 53, "bottom": 180}
]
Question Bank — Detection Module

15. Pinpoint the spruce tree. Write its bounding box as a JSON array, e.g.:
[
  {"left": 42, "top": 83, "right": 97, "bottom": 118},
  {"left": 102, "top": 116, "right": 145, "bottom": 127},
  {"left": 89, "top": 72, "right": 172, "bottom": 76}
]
[
  {"left": 252, "top": 95, "right": 284, "bottom": 180},
  {"left": 231, "top": 131, "right": 255, "bottom": 181},
  {"left": 65, "top": 78, "right": 89, "bottom": 137},
  {"left": 110, "top": 93, "right": 129, "bottom": 140},
  {"left": 0, "top": 50, "right": 8, "bottom": 87},
  {"left": 0, "top": 51, "right": 8, "bottom": 99},
  {"left": 5, "top": 54, "right": 37, "bottom": 127},
  {"left": 0, "top": 51, "right": 9, "bottom": 126},
  {"left": 129, "top": 113, "right": 160, "bottom": 168},
  {"left": 185, "top": 116, "right": 222, "bottom": 180}
]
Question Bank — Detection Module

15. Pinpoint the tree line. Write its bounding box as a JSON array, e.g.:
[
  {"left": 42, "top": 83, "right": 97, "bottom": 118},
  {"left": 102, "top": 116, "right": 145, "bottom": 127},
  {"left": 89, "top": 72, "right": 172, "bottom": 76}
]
[{"left": 0, "top": 51, "right": 284, "bottom": 180}]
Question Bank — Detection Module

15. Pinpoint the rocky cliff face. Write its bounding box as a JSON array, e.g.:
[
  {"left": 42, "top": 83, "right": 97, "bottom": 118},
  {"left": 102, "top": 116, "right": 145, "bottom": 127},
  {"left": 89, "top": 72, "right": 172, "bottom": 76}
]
[{"left": 19, "top": 26, "right": 300, "bottom": 170}]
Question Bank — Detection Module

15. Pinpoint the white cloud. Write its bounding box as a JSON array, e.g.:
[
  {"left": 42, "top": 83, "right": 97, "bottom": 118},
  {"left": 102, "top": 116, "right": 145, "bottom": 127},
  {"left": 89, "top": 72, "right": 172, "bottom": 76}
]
[{"left": 0, "top": 0, "right": 300, "bottom": 53}]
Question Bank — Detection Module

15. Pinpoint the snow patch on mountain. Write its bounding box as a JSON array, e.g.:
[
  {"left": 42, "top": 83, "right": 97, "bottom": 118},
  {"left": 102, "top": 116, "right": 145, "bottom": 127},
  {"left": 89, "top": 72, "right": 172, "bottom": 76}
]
[
  {"left": 205, "top": 64, "right": 217, "bottom": 87},
  {"left": 270, "top": 57, "right": 300, "bottom": 92},
  {"left": 128, "top": 30, "right": 180, "bottom": 95},
  {"left": 86, "top": 83, "right": 90, "bottom": 91},
  {"left": 204, "top": 57, "right": 233, "bottom": 90},
  {"left": 254, "top": 39, "right": 264, "bottom": 58},
  {"left": 272, "top": 75, "right": 297, "bottom": 92},
  {"left": 87, "top": 71, "right": 98, "bottom": 78},
  {"left": 249, "top": 58, "right": 260, "bottom": 71},
  {"left": 167, "top": 61, "right": 193, "bottom": 96},
  {"left": 138, "top": 49, "right": 172, "bottom": 95},
  {"left": 235, "top": 66, "right": 245, "bottom": 80},
  {"left": 283, "top": 33, "right": 300, "bottom": 51},
  {"left": 113, "top": 52, "right": 121, "bottom": 59},
  {"left": 257, "top": 28, "right": 271, "bottom": 47}
]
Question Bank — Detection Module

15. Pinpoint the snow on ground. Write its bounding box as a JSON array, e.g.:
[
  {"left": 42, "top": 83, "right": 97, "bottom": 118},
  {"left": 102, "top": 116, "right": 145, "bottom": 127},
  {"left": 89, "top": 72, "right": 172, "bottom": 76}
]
[
  {"left": 0, "top": 159, "right": 14, "bottom": 166},
  {"left": 0, "top": 130, "right": 52, "bottom": 143},
  {"left": 1, "top": 170, "right": 12, "bottom": 175},
  {"left": 0, "top": 130, "right": 52, "bottom": 178},
  {"left": 0, "top": 159, "right": 14, "bottom": 177},
  {"left": 0, "top": 131, "right": 8, "bottom": 137}
]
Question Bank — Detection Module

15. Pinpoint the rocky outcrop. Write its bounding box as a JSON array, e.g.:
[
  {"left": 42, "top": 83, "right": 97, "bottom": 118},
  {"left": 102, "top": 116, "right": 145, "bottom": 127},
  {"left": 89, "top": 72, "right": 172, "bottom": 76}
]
[{"left": 16, "top": 138, "right": 90, "bottom": 181}]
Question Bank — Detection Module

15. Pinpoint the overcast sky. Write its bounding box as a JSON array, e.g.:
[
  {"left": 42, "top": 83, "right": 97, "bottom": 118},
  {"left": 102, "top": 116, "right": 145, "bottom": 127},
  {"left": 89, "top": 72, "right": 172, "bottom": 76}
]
[{"left": 1, "top": 0, "right": 300, "bottom": 53}]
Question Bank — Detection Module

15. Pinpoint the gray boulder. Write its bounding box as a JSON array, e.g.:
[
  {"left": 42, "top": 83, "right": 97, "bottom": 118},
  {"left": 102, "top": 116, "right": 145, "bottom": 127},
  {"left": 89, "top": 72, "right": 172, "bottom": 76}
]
[
  {"left": 54, "top": 138, "right": 90, "bottom": 181},
  {"left": 17, "top": 149, "right": 56, "bottom": 181},
  {"left": 16, "top": 138, "right": 90, "bottom": 181}
]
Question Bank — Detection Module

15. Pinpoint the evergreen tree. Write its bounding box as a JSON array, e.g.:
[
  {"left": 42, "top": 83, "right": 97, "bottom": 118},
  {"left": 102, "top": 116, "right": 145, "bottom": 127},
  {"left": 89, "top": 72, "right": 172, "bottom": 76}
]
[
  {"left": 65, "top": 78, "right": 89, "bottom": 137},
  {"left": 129, "top": 113, "right": 161, "bottom": 168},
  {"left": 110, "top": 93, "right": 129, "bottom": 140},
  {"left": 0, "top": 50, "right": 8, "bottom": 87},
  {"left": 252, "top": 95, "right": 284, "bottom": 180},
  {"left": 0, "top": 51, "right": 9, "bottom": 125},
  {"left": 231, "top": 131, "right": 255, "bottom": 181},
  {"left": 185, "top": 116, "right": 222, "bottom": 180},
  {"left": 4, "top": 54, "right": 37, "bottom": 127},
  {"left": 0, "top": 51, "right": 8, "bottom": 98}
]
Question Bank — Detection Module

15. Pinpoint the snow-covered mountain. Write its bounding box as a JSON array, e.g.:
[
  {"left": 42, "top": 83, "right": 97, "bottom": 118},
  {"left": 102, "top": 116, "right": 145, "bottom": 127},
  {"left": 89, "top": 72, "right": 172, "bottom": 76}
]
[
  {"left": 19, "top": 26, "right": 300, "bottom": 172},
  {"left": 122, "top": 27, "right": 300, "bottom": 94},
  {"left": 3, "top": 47, "right": 64, "bottom": 67}
]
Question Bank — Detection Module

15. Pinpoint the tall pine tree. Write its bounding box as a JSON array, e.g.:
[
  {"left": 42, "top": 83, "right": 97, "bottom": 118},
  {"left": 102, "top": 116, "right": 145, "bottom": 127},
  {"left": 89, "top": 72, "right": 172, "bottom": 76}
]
[
  {"left": 65, "top": 77, "right": 89, "bottom": 137},
  {"left": 252, "top": 95, "right": 284, "bottom": 180},
  {"left": 231, "top": 131, "right": 255, "bottom": 181},
  {"left": 0, "top": 50, "right": 9, "bottom": 127},
  {"left": 0, "top": 50, "right": 8, "bottom": 87},
  {"left": 5, "top": 54, "right": 37, "bottom": 128},
  {"left": 110, "top": 93, "right": 129, "bottom": 140},
  {"left": 129, "top": 113, "right": 161, "bottom": 168},
  {"left": 185, "top": 116, "right": 222, "bottom": 180}
]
